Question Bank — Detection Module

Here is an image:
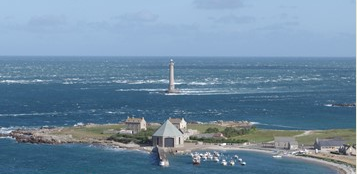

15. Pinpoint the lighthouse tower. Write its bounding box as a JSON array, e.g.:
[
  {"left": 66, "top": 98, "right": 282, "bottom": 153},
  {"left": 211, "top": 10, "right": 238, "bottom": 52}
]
[{"left": 167, "top": 59, "right": 178, "bottom": 93}]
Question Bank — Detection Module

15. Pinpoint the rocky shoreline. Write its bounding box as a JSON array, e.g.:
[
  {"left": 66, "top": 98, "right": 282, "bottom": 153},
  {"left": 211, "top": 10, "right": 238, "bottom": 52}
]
[{"left": 7, "top": 128, "right": 153, "bottom": 152}]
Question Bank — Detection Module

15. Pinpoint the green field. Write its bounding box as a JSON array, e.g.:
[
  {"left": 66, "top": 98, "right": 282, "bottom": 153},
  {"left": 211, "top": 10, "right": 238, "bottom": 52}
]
[
  {"left": 52, "top": 124, "right": 160, "bottom": 140},
  {"left": 234, "top": 129, "right": 304, "bottom": 143},
  {"left": 51, "top": 124, "right": 126, "bottom": 139},
  {"left": 296, "top": 129, "right": 356, "bottom": 145},
  {"left": 187, "top": 124, "right": 226, "bottom": 133}
]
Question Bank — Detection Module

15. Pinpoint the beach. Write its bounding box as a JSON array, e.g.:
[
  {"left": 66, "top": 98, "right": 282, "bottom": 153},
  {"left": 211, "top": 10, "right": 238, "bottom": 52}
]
[{"left": 173, "top": 143, "right": 355, "bottom": 174}]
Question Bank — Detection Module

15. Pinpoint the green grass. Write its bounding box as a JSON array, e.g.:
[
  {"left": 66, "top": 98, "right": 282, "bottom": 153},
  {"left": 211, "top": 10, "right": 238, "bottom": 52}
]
[
  {"left": 296, "top": 129, "right": 356, "bottom": 145},
  {"left": 187, "top": 124, "right": 226, "bottom": 133},
  {"left": 52, "top": 124, "right": 126, "bottom": 139},
  {"left": 50, "top": 123, "right": 356, "bottom": 146},
  {"left": 235, "top": 129, "right": 304, "bottom": 143},
  {"left": 52, "top": 124, "right": 160, "bottom": 140}
]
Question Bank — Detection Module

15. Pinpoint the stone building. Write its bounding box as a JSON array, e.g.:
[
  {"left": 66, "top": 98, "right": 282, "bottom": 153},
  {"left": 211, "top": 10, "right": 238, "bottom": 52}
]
[
  {"left": 339, "top": 144, "right": 356, "bottom": 156},
  {"left": 152, "top": 120, "right": 184, "bottom": 148},
  {"left": 274, "top": 137, "right": 298, "bottom": 150},
  {"left": 168, "top": 117, "right": 187, "bottom": 131},
  {"left": 125, "top": 117, "right": 146, "bottom": 134},
  {"left": 314, "top": 138, "right": 345, "bottom": 151}
]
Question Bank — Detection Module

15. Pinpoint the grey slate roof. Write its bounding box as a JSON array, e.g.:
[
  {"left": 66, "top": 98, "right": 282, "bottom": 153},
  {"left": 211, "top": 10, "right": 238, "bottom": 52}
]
[
  {"left": 319, "top": 139, "right": 345, "bottom": 147},
  {"left": 169, "top": 118, "right": 185, "bottom": 124},
  {"left": 152, "top": 120, "right": 183, "bottom": 137}
]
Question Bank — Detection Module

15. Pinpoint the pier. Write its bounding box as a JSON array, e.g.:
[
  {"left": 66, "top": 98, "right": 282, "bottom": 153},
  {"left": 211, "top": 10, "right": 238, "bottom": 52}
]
[{"left": 153, "top": 146, "right": 169, "bottom": 167}]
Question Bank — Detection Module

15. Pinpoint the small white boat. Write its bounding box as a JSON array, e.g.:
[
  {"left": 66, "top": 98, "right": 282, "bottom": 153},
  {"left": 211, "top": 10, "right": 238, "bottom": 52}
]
[
  {"left": 221, "top": 159, "right": 227, "bottom": 166},
  {"left": 208, "top": 154, "right": 213, "bottom": 160},
  {"left": 192, "top": 154, "right": 201, "bottom": 165},
  {"left": 214, "top": 151, "right": 220, "bottom": 157},
  {"left": 273, "top": 155, "right": 282, "bottom": 158},
  {"left": 213, "top": 157, "right": 219, "bottom": 162},
  {"left": 240, "top": 161, "right": 246, "bottom": 166},
  {"left": 238, "top": 158, "right": 243, "bottom": 162},
  {"left": 193, "top": 158, "right": 200, "bottom": 165},
  {"left": 160, "top": 160, "right": 167, "bottom": 166},
  {"left": 229, "top": 160, "right": 235, "bottom": 166},
  {"left": 234, "top": 155, "right": 239, "bottom": 159}
]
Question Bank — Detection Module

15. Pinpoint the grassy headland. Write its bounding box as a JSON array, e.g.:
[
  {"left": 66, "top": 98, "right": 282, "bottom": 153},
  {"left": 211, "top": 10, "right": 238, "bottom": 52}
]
[{"left": 48, "top": 123, "right": 355, "bottom": 146}]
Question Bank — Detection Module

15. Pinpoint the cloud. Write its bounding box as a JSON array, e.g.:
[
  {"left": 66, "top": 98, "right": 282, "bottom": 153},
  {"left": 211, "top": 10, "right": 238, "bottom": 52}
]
[
  {"left": 278, "top": 5, "right": 297, "bottom": 9},
  {"left": 193, "top": 0, "right": 244, "bottom": 10},
  {"left": 212, "top": 15, "right": 255, "bottom": 24},
  {"left": 257, "top": 21, "right": 299, "bottom": 32},
  {"left": 117, "top": 10, "right": 159, "bottom": 23},
  {"left": 0, "top": 15, "right": 69, "bottom": 33},
  {"left": 27, "top": 15, "right": 67, "bottom": 27}
]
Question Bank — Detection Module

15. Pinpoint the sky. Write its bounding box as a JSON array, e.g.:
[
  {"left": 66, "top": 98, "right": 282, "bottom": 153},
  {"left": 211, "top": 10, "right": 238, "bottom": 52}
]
[{"left": 0, "top": 0, "right": 355, "bottom": 57}]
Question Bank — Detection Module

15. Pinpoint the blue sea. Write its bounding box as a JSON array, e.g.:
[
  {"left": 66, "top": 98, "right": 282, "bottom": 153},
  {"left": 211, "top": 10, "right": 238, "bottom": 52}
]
[{"left": 0, "top": 56, "right": 355, "bottom": 173}]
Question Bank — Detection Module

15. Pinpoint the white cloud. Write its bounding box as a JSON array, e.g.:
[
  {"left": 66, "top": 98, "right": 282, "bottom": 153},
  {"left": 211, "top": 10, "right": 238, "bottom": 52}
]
[
  {"left": 212, "top": 15, "right": 255, "bottom": 24},
  {"left": 117, "top": 10, "right": 159, "bottom": 23},
  {"left": 28, "top": 15, "right": 67, "bottom": 27},
  {"left": 193, "top": 0, "right": 244, "bottom": 10}
]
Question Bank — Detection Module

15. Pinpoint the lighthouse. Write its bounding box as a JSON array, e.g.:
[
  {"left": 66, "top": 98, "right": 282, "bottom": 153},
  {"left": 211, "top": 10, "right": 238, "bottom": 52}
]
[{"left": 167, "top": 59, "right": 178, "bottom": 93}]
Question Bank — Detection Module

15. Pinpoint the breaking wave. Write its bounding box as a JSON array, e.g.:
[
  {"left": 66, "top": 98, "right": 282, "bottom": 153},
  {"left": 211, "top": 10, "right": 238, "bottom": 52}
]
[{"left": 0, "top": 79, "right": 52, "bottom": 84}]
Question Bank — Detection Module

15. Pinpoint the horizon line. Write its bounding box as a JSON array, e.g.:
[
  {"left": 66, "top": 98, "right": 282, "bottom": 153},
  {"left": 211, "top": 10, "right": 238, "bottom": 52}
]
[{"left": 0, "top": 55, "right": 355, "bottom": 58}]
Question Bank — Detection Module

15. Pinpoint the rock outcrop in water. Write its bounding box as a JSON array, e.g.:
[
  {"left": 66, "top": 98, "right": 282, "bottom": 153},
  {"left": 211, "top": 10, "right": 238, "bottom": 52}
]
[{"left": 10, "top": 129, "right": 73, "bottom": 144}]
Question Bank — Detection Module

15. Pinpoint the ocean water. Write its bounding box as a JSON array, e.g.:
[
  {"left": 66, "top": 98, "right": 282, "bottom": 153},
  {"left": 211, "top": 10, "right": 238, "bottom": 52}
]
[
  {"left": 0, "top": 56, "right": 354, "bottom": 130},
  {"left": 0, "top": 138, "right": 339, "bottom": 174},
  {"left": 0, "top": 56, "right": 355, "bottom": 173}
]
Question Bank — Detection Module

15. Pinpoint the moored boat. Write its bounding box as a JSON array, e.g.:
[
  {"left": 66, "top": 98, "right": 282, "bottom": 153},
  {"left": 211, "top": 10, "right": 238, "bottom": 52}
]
[
  {"left": 221, "top": 159, "right": 227, "bottom": 166},
  {"left": 229, "top": 159, "right": 235, "bottom": 166},
  {"left": 192, "top": 154, "right": 201, "bottom": 165},
  {"left": 193, "top": 157, "right": 201, "bottom": 165}
]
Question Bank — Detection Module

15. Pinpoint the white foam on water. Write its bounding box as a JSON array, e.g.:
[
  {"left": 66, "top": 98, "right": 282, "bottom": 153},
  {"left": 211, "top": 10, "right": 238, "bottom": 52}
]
[
  {"left": 116, "top": 88, "right": 165, "bottom": 92},
  {"left": 188, "top": 82, "right": 209, "bottom": 86},
  {"left": 0, "top": 112, "right": 61, "bottom": 117},
  {"left": 0, "top": 79, "right": 52, "bottom": 84},
  {"left": 0, "top": 127, "right": 13, "bottom": 135},
  {"left": 250, "top": 122, "right": 261, "bottom": 125},
  {"left": 105, "top": 111, "right": 126, "bottom": 114},
  {"left": 112, "top": 80, "right": 129, "bottom": 84},
  {"left": 125, "top": 79, "right": 169, "bottom": 85}
]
